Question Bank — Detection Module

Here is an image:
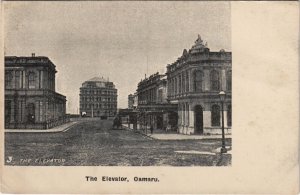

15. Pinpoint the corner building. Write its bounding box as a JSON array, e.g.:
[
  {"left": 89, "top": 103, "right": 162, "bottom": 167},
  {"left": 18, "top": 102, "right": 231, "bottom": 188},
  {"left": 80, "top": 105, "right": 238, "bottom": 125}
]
[
  {"left": 4, "top": 55, "right": 67, "bottom": 129},
  {"left": 166, "top": 35, "right": 232, "bottom": 135},
  {"left": 80, "top": 77, "right": 117, "bottom": 117}
]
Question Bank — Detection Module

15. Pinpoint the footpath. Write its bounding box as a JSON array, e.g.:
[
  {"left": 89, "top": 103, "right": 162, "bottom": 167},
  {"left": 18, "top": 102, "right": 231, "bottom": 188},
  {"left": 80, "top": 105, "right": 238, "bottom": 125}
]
[
  {"left": 5, "top": 121, "right": 78, "bottom": 133},
  {"left": 122, "top": 124, "right": 232, "bottom": 140}
]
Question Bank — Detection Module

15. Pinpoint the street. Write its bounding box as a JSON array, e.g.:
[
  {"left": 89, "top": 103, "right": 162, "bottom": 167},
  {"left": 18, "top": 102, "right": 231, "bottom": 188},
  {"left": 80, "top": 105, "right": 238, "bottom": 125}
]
[{"left": 5, "top": 120, "right": 231, "bottom": 166}]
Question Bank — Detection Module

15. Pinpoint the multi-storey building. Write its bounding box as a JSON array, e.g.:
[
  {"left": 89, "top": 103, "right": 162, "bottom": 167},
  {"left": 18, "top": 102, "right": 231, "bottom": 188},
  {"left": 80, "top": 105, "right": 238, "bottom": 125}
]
[
  {"left": 166, "top": 35, "right": 232, "bottom": 135},
  {"left": 128, "top": 94, "right": 135, "bottom": 109},
  {"left": 137, "top": 72, "right": 177, "bottom": 130},
  {"left": 79, "top": 77, "right": 117, "bottom": 118},
  {"left": 4, "top": 54, "right": 68, "bottom": 129}
]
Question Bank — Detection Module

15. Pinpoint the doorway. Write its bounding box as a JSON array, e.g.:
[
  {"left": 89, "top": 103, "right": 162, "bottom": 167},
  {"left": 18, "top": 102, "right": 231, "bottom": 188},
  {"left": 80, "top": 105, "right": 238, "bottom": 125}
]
[{"left": 194, "top": 105, "right": 203, "bottom": 134}]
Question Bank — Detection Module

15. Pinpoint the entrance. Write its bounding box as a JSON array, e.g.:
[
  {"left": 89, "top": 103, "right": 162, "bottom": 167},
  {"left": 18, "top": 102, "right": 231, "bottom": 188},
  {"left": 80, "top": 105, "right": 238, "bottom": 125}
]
[
  {"left": 194, "top": 105, "right": 203, "bottom": 134},
  {"left": 27, "top": 103, "right": 35, "bottom": 123},
  {"left": 156, "top": 114, "right": 163, "bottom": 129}
]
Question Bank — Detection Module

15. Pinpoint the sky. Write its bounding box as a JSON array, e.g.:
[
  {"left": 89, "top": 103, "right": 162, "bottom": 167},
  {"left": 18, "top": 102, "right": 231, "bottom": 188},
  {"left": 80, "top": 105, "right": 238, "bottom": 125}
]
[{"left": 4, "top": 1, "right": 231, "bottom": 114}]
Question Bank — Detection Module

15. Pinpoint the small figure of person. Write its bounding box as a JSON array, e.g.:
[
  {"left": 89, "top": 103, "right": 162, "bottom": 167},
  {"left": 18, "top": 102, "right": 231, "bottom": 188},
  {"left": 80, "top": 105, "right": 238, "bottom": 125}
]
[
  {"left": 166, "top": 124, "right": 171, "bottom": 133},
  {"left": 150, "top": 125, "right": 154, "bottom": 134}
]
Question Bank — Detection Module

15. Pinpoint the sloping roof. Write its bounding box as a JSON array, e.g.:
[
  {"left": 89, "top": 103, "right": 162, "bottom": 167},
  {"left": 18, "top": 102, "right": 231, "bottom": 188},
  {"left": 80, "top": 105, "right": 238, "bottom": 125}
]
[{"left": 87, "top": 77, "right": 108, "bottom": 82}]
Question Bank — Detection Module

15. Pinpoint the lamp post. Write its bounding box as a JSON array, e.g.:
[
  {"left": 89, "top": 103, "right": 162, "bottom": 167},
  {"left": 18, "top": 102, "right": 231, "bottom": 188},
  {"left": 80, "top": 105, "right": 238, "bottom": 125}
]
[{"left": 219, "top": 91, "right": 227, "bottom": 153}]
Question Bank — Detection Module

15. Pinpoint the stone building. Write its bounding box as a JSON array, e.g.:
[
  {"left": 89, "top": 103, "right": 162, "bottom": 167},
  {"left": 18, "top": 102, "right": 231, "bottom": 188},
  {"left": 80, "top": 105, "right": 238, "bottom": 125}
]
[
  {"left": 137, "top": 72, "right": 177, "bottom": 130},
  {"left": 5, "top": 54, "right": 68, "bottom": 129},
  {"left": 128, "top": 94, "right": 135, "bottom": 109},
  {"left": 166, "top": 35, "right": 232, "bottom": 135},
  {"left": 79, "top": 77, "right": 117, "bottom": 118}
]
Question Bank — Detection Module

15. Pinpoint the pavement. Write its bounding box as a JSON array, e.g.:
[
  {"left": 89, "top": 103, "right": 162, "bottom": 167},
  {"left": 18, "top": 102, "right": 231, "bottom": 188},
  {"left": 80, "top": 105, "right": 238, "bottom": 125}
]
[
  {"left": 122, "top": 124, "right": 232, "bottom": 140},
  {"left": 5, "top": 121, "right": 78, "bottom": 133}
]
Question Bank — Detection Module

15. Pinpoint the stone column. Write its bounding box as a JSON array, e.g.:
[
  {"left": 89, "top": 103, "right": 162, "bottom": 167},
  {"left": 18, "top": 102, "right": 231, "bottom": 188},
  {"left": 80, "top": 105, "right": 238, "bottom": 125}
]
[
  {"left": 204, "top": 69, "right": 210, "bottom": 91},
  {"left": 189, "top": 104, "right": 194, "bottom": 133},
  {"left": 40, "top": 70, "right": 43, "bottom": 89},
  {"left": 186, "top": 103, "right": 189, "bottom": 134},
  {"left": 12, "top": 71, "right": 16, "bottom": 89},
  {"left": 182, "top": 72, "right": 185, "bottom": 93},
  {"left": 23, "top": 71, "right": 26, "bottom": 89},
  {"left": 203, "top": 110, "right": 211, "bottom": 128},
  {"left": 186, "top": 71, "right": 190, "bottom": 93}
]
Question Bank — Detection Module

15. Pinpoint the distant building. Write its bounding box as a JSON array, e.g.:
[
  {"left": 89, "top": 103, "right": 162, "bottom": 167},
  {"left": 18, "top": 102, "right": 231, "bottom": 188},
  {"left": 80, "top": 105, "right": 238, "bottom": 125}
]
[
  {"left": 166, "top": 35, "right": 232, "bottom": 135},
  {"left": 137, "top": 72, "right": 177, "bottom": 130},
  {"left": 128, "top": 92, "right": 138, "bottom": 109},
  {"left": 79, "top": 77, "right": 117, "bottom": 118},
  {"left": 4, "top": 54, "right": 68, "bottom": 129},
  {"left": 128, "top": 94, "right": 134, "bottom": 109}
]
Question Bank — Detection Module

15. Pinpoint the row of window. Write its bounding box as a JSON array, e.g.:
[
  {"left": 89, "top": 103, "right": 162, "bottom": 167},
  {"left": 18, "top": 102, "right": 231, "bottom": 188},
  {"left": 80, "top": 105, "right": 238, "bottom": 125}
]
[
  {"left": 5, "top": 70, "right": 55, "bottom": 90},
  {"left": 80, "top": 89, "right": 117, "bottom": 95},
  {"left": 81, "top": 97, "right": 117, "bottom": 102},
  {"left": 5, "top": 100, "right": 65, "bottom": 123},
  {"left": 179, "top": 104, "right": 232, "bottom": 127},
  {"left": 168, "top": 70, "right": 232, "bottom": 96},
  {"left": 80, "top": 104, "right": 117, "bottom": 109}
]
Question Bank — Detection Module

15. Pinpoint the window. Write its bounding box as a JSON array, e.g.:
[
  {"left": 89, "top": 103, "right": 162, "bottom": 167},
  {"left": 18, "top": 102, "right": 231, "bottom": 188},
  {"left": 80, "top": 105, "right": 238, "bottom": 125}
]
[
  {"left": 194, "top": 70, "right": 203, "bottom": 92},
  {"left": 227, "top": 105, "right": 232, "bottom": 126},
  {"left": 5, "top": 71, "right": 13, "bottom": 89},
  {"left": 227, "top": 71, "right": 232, "bottom": 91},
  {"left": 210, "top": 70, "right": 219, "bottom": 91},
  {"left": 15, "top": 71, "right": 20, "bottom": 89},
  {"left": 178, "top": 75, "right": 182, "bottom": 94},
  {"left": 28, "top": 72, "right": 36, "bottom": 89},
  {"left": 211, "top": 104, "right": 220, "bottom": 126},
  {"left": 186, "top": 71, "right": 189, "bottom": 92},
  {"left": 158, "top": 89, "right": 163, "bottom": 102}
]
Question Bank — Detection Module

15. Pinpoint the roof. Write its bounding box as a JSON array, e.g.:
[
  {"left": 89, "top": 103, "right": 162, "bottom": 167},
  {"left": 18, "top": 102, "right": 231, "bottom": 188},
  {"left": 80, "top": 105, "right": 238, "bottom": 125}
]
[
  {"left": 5, "top": 56, "right": 56, "bottom": 70},
  {"left": 87, "top": 77, "right": 108, "bottom": 82}
]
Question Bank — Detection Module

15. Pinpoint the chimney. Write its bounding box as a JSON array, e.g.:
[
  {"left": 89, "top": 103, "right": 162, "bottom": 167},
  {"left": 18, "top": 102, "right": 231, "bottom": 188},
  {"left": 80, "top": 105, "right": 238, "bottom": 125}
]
[{"left": 32, "top": 53, "right": 35, "bottom": 57}]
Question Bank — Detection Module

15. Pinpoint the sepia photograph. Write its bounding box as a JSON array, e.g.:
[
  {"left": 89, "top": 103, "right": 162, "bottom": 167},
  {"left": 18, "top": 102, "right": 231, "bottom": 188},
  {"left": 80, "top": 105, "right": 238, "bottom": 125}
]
[
  {"left": 1, "top": 1, "right": 299, "bottom": 194},
  {"left": 4, "top": 1, "right": 232, "bottom": 166},
  {"left": 4, "top": 2, "right": 232, "bottom": 166}
]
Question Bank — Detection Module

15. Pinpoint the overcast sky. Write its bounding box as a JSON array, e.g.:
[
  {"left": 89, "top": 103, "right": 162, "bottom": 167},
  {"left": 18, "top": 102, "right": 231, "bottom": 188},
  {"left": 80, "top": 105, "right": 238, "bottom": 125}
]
[{"left": 4, "top": 1, "right": 231, "bottom": 114}]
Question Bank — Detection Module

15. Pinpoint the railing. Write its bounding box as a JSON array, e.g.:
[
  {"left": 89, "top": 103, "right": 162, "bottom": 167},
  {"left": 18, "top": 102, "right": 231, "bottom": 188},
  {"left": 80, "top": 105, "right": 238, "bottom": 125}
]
[
  {"left": 45, "top": 116, "right": 70, "bottom": 129},
  {"left": 5, "top": 116, "right": 70, "bottom": 130}
]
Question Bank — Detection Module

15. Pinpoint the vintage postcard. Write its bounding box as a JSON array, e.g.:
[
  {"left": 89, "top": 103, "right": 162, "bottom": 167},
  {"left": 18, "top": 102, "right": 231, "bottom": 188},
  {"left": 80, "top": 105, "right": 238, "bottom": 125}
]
[{"left": 0, "top": 1, "right": 299, "bottom": 194}]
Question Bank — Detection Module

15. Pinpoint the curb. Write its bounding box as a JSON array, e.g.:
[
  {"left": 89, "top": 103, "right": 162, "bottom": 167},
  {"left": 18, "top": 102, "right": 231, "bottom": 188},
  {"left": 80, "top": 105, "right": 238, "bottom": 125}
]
[
  {"left": 5, "top": 121, "right": 79, "bottom": 133},
  {"left": 122, "top": 125, "right": 156, "bottom": 140}
]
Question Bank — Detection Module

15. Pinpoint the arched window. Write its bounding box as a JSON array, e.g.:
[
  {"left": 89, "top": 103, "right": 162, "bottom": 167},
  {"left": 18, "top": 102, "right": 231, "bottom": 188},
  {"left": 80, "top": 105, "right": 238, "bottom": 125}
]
[
  {"left": 227, "top": 70, "right": 232, "bottom": 91},
  {"left": 186, "top": 71, "right": 189, "bottom": 92},
  {"left": 227, "top": 104, "right": 232, "bottom": 127},
  {"left": 210, "top": 70, "right": 220, "bottom": 91},
  {"left": 178, "top": 75, "right": 182, "bottom": 94},
  {"left": 194, "top": 70, "right": 203, "bottom": 92},
  {"left": 5, "top": 71, "right": 13, "bottom": 89},
  {"left": 28, "top": 72, "right": 36, "bottom": 89},
  {"left": 211, "top": 104, "right": 220, "bottom": 126}
]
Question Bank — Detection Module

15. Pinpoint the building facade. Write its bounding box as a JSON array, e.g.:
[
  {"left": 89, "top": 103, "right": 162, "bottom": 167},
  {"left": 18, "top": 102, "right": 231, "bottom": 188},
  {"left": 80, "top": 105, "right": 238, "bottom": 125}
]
[
  {"left": 5, "top": 54, "right": 68, "bottom": 129},
  {"left": 137, "top": 73, "right": 177, "bottom": 130},
  {"left": 79, "top": 77, "right": 117, "bottom": 118},
  {"left": 128, "top": 94, "right": 134, "bottom": 109},
  {"left": 166, "top": 35, "right": 232, "bottom": 135}
]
